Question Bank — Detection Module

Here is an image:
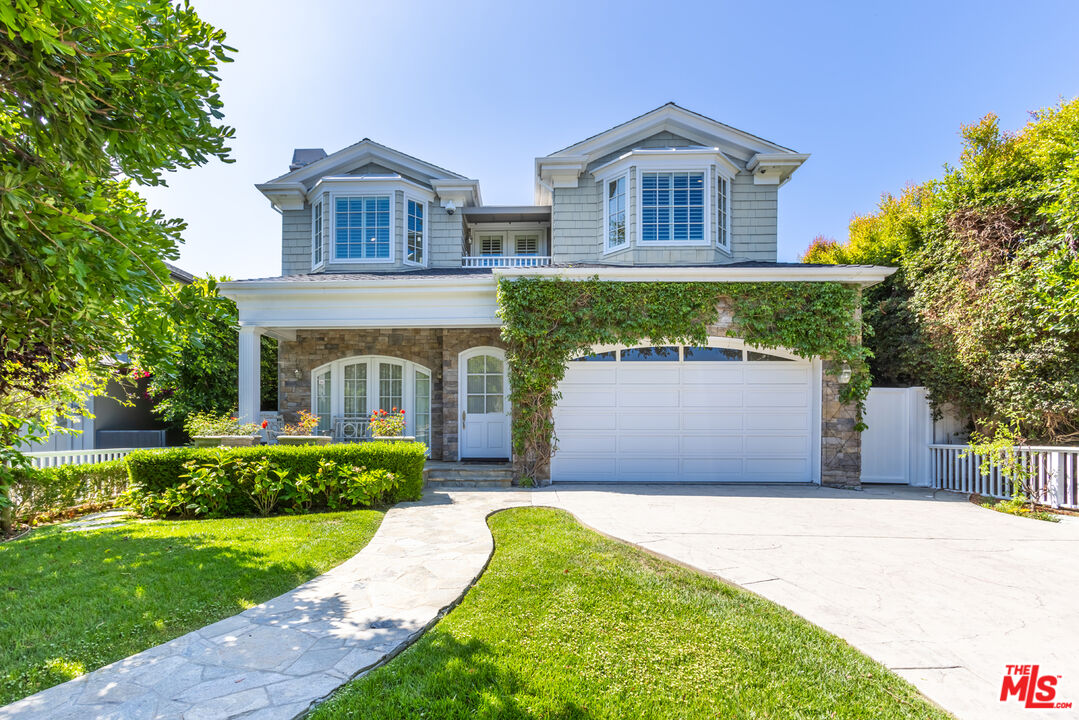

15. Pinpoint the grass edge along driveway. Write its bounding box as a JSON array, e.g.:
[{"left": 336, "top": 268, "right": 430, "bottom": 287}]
[
  {"left": 0, "top": 509, "right": 385, "bottom": 706},
  {"left": 313, "top": 506, "right": 950, "bottom": 720}
]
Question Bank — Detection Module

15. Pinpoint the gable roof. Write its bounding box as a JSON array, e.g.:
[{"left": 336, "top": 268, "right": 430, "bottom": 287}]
[
  {"left": 263, "top": 138, "right": 469, "bottom": 188},
  {"left": 546, "top": 102, "right": 797, "bottom": 160}
]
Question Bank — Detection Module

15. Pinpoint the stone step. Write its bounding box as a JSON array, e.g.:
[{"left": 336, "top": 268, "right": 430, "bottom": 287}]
[
  {"left": 423, "top": 462, "right": 514, "bottom": 488},
  {"left": 425, "top": 478, "right": 513, "bottom": 489}
]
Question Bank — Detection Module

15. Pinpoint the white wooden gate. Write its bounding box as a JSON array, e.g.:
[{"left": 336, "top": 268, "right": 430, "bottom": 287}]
[{"left": 860, "top": 387, "right": 934, "bottom": 486}]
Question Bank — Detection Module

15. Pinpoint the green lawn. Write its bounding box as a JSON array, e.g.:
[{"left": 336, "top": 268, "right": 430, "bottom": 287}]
[
  {"left": 312, "top": 507, "right": 949, "bottom": 720},
  {"left": 0, "top": 510, "right": 384, "bottom": 706}
]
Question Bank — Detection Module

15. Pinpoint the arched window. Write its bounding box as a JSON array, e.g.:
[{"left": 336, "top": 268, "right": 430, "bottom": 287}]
[{"left": 311, "top": 356, "right": 432, "bottom": 449}]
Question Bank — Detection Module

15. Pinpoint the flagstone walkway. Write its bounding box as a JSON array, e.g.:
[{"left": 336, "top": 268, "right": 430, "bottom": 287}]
[{"left": 0, "top": 490, "right": 530, "bottom": 720}]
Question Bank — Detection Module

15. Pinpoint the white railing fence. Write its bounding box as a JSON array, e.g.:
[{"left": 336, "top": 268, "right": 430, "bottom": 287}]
[
  {"left": 461, "top": 255, "right": 552, "bottom": 268},
  {"left": 930, "top": 444, "right": 1079, "bottom": 509},
  {"left": 22, "top": 447, "right": 143, "bottom": 470}
]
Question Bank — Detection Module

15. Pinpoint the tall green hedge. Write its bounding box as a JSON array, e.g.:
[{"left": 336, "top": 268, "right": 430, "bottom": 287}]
[
  {"left": 124, "top": 443, "right": 426, "bottom": 514},
  {"left": 11, "top": 460, "right": 129, "bottom": 521}
]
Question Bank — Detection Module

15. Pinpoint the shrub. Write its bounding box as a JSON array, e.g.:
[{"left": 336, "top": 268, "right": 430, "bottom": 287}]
[
  {"left": 10, "top": 460, "right": 129, "bottom": 521},
  {"left": 281, "top": 410, "right": 319, "bottom": 436},
  {"left": 121, "top": 442, "right": 426, "bottom": 518}
]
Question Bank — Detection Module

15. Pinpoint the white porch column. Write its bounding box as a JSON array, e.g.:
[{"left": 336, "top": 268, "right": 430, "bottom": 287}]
[{"left": 238, "top": 326, "right": 262, "bottom": 424}]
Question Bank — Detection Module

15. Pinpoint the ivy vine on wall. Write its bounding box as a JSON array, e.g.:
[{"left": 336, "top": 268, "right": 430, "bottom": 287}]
[{"left": 497, "top": 277, "right": 870, "bottom": 482}]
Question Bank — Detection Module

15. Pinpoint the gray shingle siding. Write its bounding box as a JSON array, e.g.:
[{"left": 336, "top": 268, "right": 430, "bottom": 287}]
[
  {"left": 281, "top": 207, "right": 311, "bottom": 276},
  {"left": 551, "top": 181, "right": 601, "bottom": 262},
  {"left": 729, "top": 173, "right": 777, "bottom": 262},
  {"left": 429, "top": 203, "right": 464, "bottom": 268}
]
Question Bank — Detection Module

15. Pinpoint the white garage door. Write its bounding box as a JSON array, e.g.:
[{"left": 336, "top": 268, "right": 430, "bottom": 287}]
[{"left": 551, "top": 344, "right": 819, "bottom": 483}]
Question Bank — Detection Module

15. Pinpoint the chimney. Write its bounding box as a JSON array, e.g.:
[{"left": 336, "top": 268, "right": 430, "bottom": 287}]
[{"left": 289, "top": 148, "right": 327, "bottom": 171}]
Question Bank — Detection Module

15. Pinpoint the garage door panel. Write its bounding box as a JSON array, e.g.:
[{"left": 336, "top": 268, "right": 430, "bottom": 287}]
[
  {"left": 617, "top": 413, "right": 681, "bottom": 431},
  {"left": 552, "top": 350, "right": 816, "bottom": 484},
  {"left": 683, "top": 412, "right": 744, "bottom": 430},
  {"left": 557, "top": 434, "right": 617, "bottom": 454},
  {"left": 743, "top": 389, "right": 809, "bottom": 408},
  {"left": 556, "top": 412, "right": 617, "bottom": 431},
  {"left": 679, "top": 434, "right": 742, "bottom": 454},
  {"left": 744, "top": 435, "right": 808, "bottom": 455},
  {"left": 620, "top": 389, "right": 679, "bottom": 407},
  {"left": 746, "top": 367, "right": 810, "bottom": 384},
  {"left": 743, "top": 413, "right": 808, "bottom": 431},
  {"left": 618, "top": 367, "right": 679, "bottom": 384},
  {"left": 557, "top": 389, "right": 617, "bottom": 408},
  {"left": 681, "top": 389, "right": 742, "bottom": 407},
  {"left": 682, "top": 366, "right": 743, "bottom": 384}
]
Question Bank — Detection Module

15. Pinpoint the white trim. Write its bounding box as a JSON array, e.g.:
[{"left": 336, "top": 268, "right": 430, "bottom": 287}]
[
  {"left": 307, "top": 175, "right": 436, "bottom": 204},
  {"left": 220, "top": 276, "right": 501, "bottom": 329},
  {"left": 636, "top": 167, "right": 712, "bottom": 248},
  {"left": 494, "top": 265, "right": 897, "bottom": 286},
  {"left": 403, "top": 194, "right": 428, "bottom": 267},
  {"left": 327, "top": 190, "right": 396, "bottom": 265},
  {"left": 457, "top": 346, "right": 511, "bottom": 461},
  {"left": 589, "top": 147, "right": 741, "bottom": 181},
  {"left": 310, "top": 355, "right": 433, "bottom": 439}
]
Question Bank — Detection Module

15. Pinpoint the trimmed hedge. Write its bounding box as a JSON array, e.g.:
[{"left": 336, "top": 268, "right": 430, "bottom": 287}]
[
  {"left": 11, "top": 460, "right": 129, "bottom": 521},
  {"left": 122, "top": 442, "right": 426, "bottom": 517}
]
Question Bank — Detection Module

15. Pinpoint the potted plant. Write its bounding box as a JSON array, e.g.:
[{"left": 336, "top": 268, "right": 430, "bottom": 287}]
[
  {"left": 369, "top": 408, "right": 415, "bottom": 442},
  {"left": 185, "top": 411, "right": 264, "bottom": 447},
  {"left": 277, "top": 410, "right": 331, "bottom": 446}
]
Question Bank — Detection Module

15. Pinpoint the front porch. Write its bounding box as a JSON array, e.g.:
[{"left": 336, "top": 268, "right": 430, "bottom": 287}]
[{"left": 238, "top": 327, "right": 511, "bottom": 464}]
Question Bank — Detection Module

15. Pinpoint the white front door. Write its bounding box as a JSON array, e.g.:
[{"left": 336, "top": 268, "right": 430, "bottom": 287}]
[{"left": 460, "top": 348, "right": 510, "bottom": 459}]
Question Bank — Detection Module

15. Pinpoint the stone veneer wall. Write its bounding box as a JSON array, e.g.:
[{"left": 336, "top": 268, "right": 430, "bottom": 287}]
[{"left": 277, "top": 328, "right": 504, "bottom": 462}]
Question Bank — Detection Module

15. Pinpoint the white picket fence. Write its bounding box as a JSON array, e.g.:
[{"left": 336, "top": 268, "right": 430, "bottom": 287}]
[
  {"left": 930, "top": 444, "right": 1079, "bottom": 509},
  {"left": 22, "top": 448, "right": 140, "bottom": 470}
]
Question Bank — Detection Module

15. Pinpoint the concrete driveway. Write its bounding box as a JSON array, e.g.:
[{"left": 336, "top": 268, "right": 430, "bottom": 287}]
[{"left": 533, "top": 484, "right": 1079, "bottom": 719}]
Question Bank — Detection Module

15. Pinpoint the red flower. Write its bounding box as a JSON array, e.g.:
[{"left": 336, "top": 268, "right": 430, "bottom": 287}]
[
  {"left": 261, "top": 420, "right": 268, "bottom": 429},
  {"left": 400, "top": 409, "right": 405, "bottom": 415},
  {"left": 392, "top": 406, "right": 397, "bottom": 413}
]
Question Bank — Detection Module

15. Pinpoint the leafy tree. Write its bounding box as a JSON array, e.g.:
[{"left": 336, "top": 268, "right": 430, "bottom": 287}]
[
  {"left": 804, "top": 100, "right": 1079, "bottom": 443},
  {"left": 142, "top": 277, "right": 277, "bottom": 435},
  {"left": 0, "top": 0, "right": 233, "bottom": 522}
]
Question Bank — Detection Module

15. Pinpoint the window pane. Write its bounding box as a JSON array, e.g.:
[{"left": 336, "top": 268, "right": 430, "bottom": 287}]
[
  {"left": 315, "top": 371, "right": 332, "bottom": 432},
  {"left": 485, "top": 395, "right": 503, "bottom": 414},
  {"left": 379, "top": 362, "right": 403, "bottom": 409},
  {"left": 467, "top": 356, "right": 485, "bottom": 373},
  {"left": 747, "top": 351, "right": 795, "bottom": 362},
  {"left": 415, "top": 370, "right": 431, "bottom": 452},
  {"left": 485, "top": 375, "right": 503, "bottom": 394},
  {"left": 343, "top": 362, "right": 368, "bottom": 415},
  {"left": 640, "top": 172, "right": 704, "bottom": 244},
  {"left": 571, "top": 350, "right": 616, "bottom": 362},
  {"left": 620, "top": 346, "right": 679, "bottom": 362},
  {"left": 467, "top": 396, "right": 485, "bottom": 414},
  {"left": 486, "top": 356, "right": 503, "bottom": 373},
  {"left": 467, "top": 375, "right": 484, "bottom": 394},
  {"left": 684, "top": 347, "right": 743, "bottom": 362}
]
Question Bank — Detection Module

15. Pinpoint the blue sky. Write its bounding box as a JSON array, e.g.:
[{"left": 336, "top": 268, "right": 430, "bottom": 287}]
[{"left": 140, "top": 0, "right": 1079, "bottom": 279}]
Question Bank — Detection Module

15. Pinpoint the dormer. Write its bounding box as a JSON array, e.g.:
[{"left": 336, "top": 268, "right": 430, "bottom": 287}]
[
  {"left": 257, "top": 139, "right": 481, "bottom": 274},
  {"left": 536, "top": 103, "right": 808, "bottom": 265}
]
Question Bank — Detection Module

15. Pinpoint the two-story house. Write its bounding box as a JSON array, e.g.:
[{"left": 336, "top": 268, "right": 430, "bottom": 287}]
[{"left": 221, "top": 103, "right": 892, "bottom": 488}]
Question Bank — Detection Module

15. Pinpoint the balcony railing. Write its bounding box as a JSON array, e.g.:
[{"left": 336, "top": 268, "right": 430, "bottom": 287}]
[{"left": 461, "top": 255, "right": 552, "bottom": 268}]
